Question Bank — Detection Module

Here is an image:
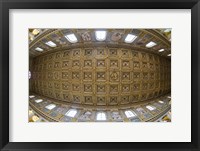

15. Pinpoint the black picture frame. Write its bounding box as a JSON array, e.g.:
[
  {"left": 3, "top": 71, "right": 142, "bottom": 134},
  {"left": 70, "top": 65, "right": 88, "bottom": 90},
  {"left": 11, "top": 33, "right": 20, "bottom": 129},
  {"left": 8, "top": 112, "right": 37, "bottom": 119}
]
[{"left": 0, "top": 0, "right": 200, "bottom": 151}]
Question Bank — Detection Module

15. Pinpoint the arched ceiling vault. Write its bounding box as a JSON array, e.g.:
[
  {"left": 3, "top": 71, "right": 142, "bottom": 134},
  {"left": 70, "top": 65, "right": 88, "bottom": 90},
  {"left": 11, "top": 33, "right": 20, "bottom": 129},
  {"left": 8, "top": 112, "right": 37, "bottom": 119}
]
[
  {"left": 29, "top": 29, "right": 171, "bottom": 59},
  {"left": 29, "top": 28, "right": 171, "bottom": 110}
]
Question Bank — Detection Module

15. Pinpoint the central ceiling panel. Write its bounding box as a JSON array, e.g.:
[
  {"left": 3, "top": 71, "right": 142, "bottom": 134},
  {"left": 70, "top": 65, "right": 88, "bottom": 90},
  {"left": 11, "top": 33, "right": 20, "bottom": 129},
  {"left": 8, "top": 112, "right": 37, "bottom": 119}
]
[{"left": 31, "top": 46, "right": 170, "bottom": 108}]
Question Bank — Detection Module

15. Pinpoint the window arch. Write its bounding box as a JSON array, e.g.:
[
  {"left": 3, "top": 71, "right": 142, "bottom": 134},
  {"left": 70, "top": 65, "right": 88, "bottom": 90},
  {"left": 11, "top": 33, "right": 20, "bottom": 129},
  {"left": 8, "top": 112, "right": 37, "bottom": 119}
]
[
  {"left": 124, "top": 34, "right": 137, "bottom": 43},
  {"left": 65, "top": 33, "right": 78, "bottom": 43},
  {"left": 146, "top": 105, "right": 156, "bottom": 111},
  {"left": 29, "top": 95, "right": 35, "bottom": 98},
  {"left": 45, "top": 41, "right": 57, "bottom": 47},
  {"left": 95, "top": 31, "right": 107, "bottom": 41},
  {"left": 35, "top": 99, "right": 43, "bottom": 103},
  {"left": 125, "top": 110, "right": 136, "bottom": 118},
  {"left": 45, "top": 104, "right": 56, "bottom": 110},
  {"left": 146, "top": 41, "right": 157, "bottom": 48},
  {"left": 96, "top": 112, "right": 106, "bottom": 121},
  {"left": 65, "top": 109, "right": 77, "bottom": 117},
  {"left": 29, "top": 71, "right": 31, "bottom": 79}
]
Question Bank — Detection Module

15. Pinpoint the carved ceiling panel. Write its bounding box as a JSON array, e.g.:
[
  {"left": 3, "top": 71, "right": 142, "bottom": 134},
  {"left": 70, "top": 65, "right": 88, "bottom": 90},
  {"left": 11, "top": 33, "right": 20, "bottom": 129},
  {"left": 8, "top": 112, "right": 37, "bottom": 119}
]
[{"left": 31, "top": 47, "right": 171, "bottom": 108}]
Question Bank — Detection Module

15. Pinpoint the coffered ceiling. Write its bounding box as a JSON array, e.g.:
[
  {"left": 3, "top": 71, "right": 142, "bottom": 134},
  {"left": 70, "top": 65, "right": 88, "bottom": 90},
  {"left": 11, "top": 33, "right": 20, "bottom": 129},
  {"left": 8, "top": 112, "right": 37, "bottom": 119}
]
[{"left": 29, "top": 28, "right": 171, "bottom": 110}]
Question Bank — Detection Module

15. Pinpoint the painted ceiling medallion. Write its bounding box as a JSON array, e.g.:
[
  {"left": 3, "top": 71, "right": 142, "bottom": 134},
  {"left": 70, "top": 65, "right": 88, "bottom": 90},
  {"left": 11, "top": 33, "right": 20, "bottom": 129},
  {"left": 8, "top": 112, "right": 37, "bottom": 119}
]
[
  {"left": 111, "top": 32, "right": 122, "bottom": 41},
  {"left": 81, "top": 32, "right": 91, "bottom": 41}
]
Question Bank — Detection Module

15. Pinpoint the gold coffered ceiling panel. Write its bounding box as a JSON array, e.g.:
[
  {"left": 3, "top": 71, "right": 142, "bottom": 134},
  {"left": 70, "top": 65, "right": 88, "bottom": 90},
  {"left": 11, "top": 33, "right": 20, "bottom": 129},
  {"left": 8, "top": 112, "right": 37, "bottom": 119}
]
[{"left": 31, "top": 47, "right": 170, "bottom": 108}]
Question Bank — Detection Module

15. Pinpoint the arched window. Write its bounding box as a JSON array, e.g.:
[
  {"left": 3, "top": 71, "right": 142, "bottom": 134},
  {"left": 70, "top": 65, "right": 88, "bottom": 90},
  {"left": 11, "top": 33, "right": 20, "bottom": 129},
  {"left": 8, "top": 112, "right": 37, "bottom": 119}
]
[
  {"left": 29, "top": 95, "right": 35, "bottom": 98},
  {"left": 146, "top": 41, "right": 157, "bottom": 48},
  {"left": 158, "top": 49, "right": 165, "bottom": 52},
  {"left": 35, "top": 47, "right": 43, "bottom": 52},
  {"left": 96, "top": 112, "right": 106, "bottom": 121},
  {"left": 95, "top": 31, "right": 107, "bottom": 41},
  {"left": 85, "top": 111, "right": 92, "bottom": 115},
  {"left": 146, "top": 105, "right": 156, "bottom": 111},
  {"left": 65, "top": 33, "right": 78, "bottom": 43},
  {"left": 45, "top": 104, "right": 56, "bottom": 110},
  {"left": 124, "top": 34, "right": 137, "bottom": 43},
  {"left": 35, "top": 99, "right": 43, "bottom": 103},
  {"left": 125, "top": 110, "right": 136, "bottom": 118},
  {"left": 45, "top": 41, "right": 57, "bottom": 47},
  {"left": 65, "top": 109, "right": 77, "bottom": 117},
  {"left": 29, "top": 71, "right": 31, "bottom": 79}
]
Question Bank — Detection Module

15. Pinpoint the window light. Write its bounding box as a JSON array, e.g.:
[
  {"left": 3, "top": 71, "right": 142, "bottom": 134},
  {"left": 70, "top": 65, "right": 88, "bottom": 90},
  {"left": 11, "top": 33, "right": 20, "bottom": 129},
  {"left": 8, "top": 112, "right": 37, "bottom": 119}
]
[
  {"left": 168, "top": 54, "right": 171, "bottom": 56},
  {"left": 35, "top": 47, "right": 43, "bottom": 52},
  {"left": 85, "top": 111, "right": 92, "bottom": 115},
  {"left": 29, "top": 95, "right": 35, "bottom": 98},
  {"left": 159, "top": 100, "right": 164, "bottom": 104},
  {"left": 158, "top": 49, "right": 164, "bottom": 52},
  {"left": 146, "top": 41, "right": 157, "bottom": 48},
  {"left": 45, "top": 41, "right": 57, "bottom": 47},
  {"left": 96, "top": 112, "right": 106, "bottom": 120},
  {"left": 125, "top": 110, "right": 136, "bottom": 118},
  {"left": 32, "top": 29, "right": 40, "bottom": 35},
  {"left": 65, "top": 109, "right": 77, "bottom": 117},
  {"left": 125, "top": 34, "right": 137, "bottom": 43},
  {"left": 29, "top": 71, "right": 31, "bottom": 79},
  {"left": 35, "top": 99, "right": 43, "bottom": 103},
  {"left": 32, "top": 115, "right": 40, "bottom": 122},
  {"left": 146, "top": 105, "right": 156, "bottom": 111},
  {"left": 95, "top": 31, "right": 107, "bottom": 41},
  {"left": 45, "top": 104, "right": 56, "bottom": 110},
  {"left": 65, "top": 34, "right": 78, "bottom": 43}
]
